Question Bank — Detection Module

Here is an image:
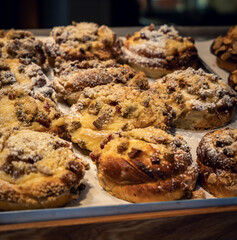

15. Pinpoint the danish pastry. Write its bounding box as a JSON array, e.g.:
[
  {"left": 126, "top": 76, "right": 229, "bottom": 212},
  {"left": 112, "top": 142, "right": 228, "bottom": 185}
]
[
  {"left": 0, "top": 86, "right": 65, "bottom": 135},
  {"left": 228, "top": 69, "right": 237, "bottom": 92},
  {"left": 45, "top": 22, "right": 122, "bottom": 67},
  {"left": 66, "top": 83, "right": 174, "bottom": 151},
  {"left": 0, "top": 29, "right": 46, "bottom": 68},
  {"left": 121, "top": 24, "right": 198, "bottom": 78},
  {"left": 53, "top": 59, "right": 149, "bottom": 105},
  {"left": 0, "top": 128, "right": 86, "bottom": 210},
  {"left": 151, "top": 68, "right": 237, "bottom": 130},
  {"left": 211, "top": 25, "right": 237, "bottom": 72},
  {"left": 0, "top": 58, "right": 55, "bottom": 100},
  {"left": 197, "top": 128, "right": 237, "bottom": 198},
  {"left": 90, "top": 127, "right": 198, "bottom": 203}
]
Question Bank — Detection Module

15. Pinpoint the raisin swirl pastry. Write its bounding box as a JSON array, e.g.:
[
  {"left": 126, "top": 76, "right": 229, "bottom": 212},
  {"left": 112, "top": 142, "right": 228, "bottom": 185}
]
[
  {"left": 0, "top": 129, "right": 86, "bottom": 210},
  {"left": 90, "top": 127, "right": 198, "bottom": 203},
  {"left": 0, "top": 29, "right": 46, "bottom": 68},
  {"left": 228, "top": 69, "right": 237, "bottom": 92},
  {"left": 0, "top": 86, "right": 65, "bottom": 135},
  {"left": 151, "top": 68, "right": 237, "bottom": 130},
  {"left": 0, "top": 58, "right": 55, "bottom": 100},
  {"left": 211, "top": 25, "right": 237, "bottom": 72},
  {"left": 53, "top": 59, "right": 149, "bottom": 105},
  {"left": 121, "top": 24, "right": 198, "bottom": 78},
  {"left": 66, "top": 83, "right": 174, "bottom": 151},
  {"left": 45, "top": 22, "right": 121, "bottom": 67},
  {"left": 197, "top": 128, "right": 237, "bottom": 198}
]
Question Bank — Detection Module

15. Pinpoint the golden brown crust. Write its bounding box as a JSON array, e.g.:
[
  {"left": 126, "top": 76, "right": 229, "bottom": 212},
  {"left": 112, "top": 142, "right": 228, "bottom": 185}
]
[
  {"left": 228, "top": 69, "right": 237, "bottom": 91},
  {"left": 151, "top": 68, "right": 237, "bottom": 130},
  {"left": 197, "top": 129, "right": 237, "bottom": 198},
  {"left": 216, "top": 57, "right": 237, "bottom": 73},
  {"left": 90, "top": 127, "right": 198, "bottom": 202},
  {"left": 0, "top": 29, "right": 46, "bottom": 67},
  {"left": 127, "top": 60, "right": 198, "bottom": 79},
  {"left": 0, "top": 129, "right": 86, "bottom": 210},
  {"left": 121, "top": 24, "right": 198, "bottom": 78},
  {"left": 66, "top": 83, "right": 175, "bottom": 151},
  {"left": 211, "top": 26, "right": 237, "bottom": 72},
  {"left": 53, "top": 59, "right": 149, "bottom": 105},
  {"left": 0, "top": 86, "right": 65, "bottom": 135},
  {"left": 0, "top": 58, "right": 55, "bottom": 100},
  {"left": 45, "top": 22, "right": 122, "bottom": 67}
]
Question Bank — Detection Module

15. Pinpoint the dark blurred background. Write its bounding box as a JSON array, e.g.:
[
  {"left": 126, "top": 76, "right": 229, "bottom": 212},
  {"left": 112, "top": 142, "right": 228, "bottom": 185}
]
[{"left": 1, "top": 0, "right": 237, "bottom": 29}]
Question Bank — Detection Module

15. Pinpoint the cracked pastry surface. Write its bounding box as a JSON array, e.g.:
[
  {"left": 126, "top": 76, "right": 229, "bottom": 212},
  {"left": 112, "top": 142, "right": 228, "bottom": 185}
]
[
  {"left": 0, "top": 129, "right": 86, "bottom": 210},
  {"left": 90, "top": 127, "right": 198, "bottom": 203},
  {"left": 0, "top": 58, "right": 55, "bottom": 100},
  {"left": 0, "top": 29, "right": 46, "bottom": 67},
  {"left": 45, "top": 22, "right": 121, "bottom": 66},
  {"left": 0, "top": 86, "right": 65, "bottom": 135},
  {"left": 66, "top": 83, "right": 175, "bottom": 151},
  {"left": 121, "top": 24, "right": 198, "bottom": 78},
  {"left": 211, "top": 25, "right": 237, "bottom": 72},
  {"left": 197, "top": 128, "right": 237, "bottom": 198},
  {"left": 151, "top": 68, "right": 237, "bottom": 130},
  {"left": 53, "top": 59, "right": 149, "bottom": 105}
]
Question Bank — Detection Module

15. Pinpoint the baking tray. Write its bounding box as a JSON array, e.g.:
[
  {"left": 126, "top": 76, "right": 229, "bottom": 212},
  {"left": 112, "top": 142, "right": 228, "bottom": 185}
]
[
  {"left": 1, "top": 37, "right": 237, "bottom": 230},
  {"left": 1, "top": 198, "right": 237, "bottom": 226}
]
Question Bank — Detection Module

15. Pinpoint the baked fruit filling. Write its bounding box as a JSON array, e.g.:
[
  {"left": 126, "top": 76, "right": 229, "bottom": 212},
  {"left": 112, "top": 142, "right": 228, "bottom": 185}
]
[
  {"left": 228, "top": 69, "right": 237, "bottom": 92},
  {"left": 0, "top": 58, "right": 55, "bottom": 100},
  {"left": 66, "top": 83, "right": 175, "bottom": 151},
  {"left": 211, "top": 25, "right": 237, "bottom": 72},
  {"left": 0, "top": 29, "right": 46, "bottom": 68},
  {"left": 53, "top": 59, "right": 149, "bottom": 105},
  {"left": 0, "top": 87, "right": 65, "bottom": 135},
  {"left": 197, "top": 128, "right": 237, "bottom": 198},
  {"left": 121, "top": 24, "right": 198, "bottom": 78},
  {"left": 90, "top": 127, "right": 198, "bottom": 203},
  {"left": 45, "top": 21, "right": 122, "bottom": 66},
  {"left": 151, "top": 68, "right": 237, "bottom": 130},
  {"left": 0, "top": 129, "right": 87, "bottom": 210}
]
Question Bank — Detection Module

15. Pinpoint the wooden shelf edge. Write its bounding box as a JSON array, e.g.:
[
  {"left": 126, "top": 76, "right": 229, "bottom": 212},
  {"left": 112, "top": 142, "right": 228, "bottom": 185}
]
[{"left": 1, "top": 205, "right": 237, "bottom": 232}]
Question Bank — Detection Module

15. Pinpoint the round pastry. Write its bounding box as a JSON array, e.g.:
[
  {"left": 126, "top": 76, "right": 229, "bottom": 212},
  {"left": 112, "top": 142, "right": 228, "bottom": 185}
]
[
  {"left": 211, "top": 25, "right": 237, "bottom": 72},
  {"left": 0, "top": 128, "right": 86, "bottom": 210},
  {"left": 121, "top": 24, "right": 198, "bottom": 78},
  {"left": 197, "top": 128, "right": 237, "bottom": 198},
  {"left": 0, "top": 58, "right": 55, "bottom": 100},
  {"left": 90, "top": 127, "right": 198, "bottom": 203},
  {"left": 0, "top": 86, "right": 65, "bottom": 135},
  {"left": 66, "top": 83, "right": 175, "bottom": 151},
  {"left": 0, "top": 29, "right": 46, "bottom": 68},
  {"left": 151, "top": 68, "right": 237, "bottom": 130},
  {"left": 45, "top": 21, "right": 122, "bottom": 67},
  {"left": 53, "top": 59, "right": 149, "bottom": 105},
  {"left": 228, "top": 69, "right": 237, "bottom": 91}
]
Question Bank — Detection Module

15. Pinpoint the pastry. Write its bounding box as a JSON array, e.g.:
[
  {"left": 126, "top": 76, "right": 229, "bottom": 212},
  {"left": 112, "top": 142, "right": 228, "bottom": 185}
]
[
  {"left": 121, "top": 24, "right": 198, "bottom": 78},
  {"left": 228, "top": 69, "right": 237, "bottom": 91},
  {"left": 53, "top": 59, "right": 149, "bottom": 105},
  {"left": 211, "top": 25, "right": 237, "bottom": 72},
  {"left": 0, "top": 29, "right": 46, "bottom": 68},
  {"left": 151, "top": 68, "right": 237, "bottom": 130},
  {"left": 45, "top": 22, "right": 122, "bottom": 67},
  {"left": 197, "top": 128, "right": 237, "bottom": 198},
  {"left": 0, "top": 128, "right": 86, "bottom": 210},
  {"left": 0, "top": 58, "right": 55, "bottom": 100},
  {"left": 0, "top": 86, "right": 65, "bottom": 135},
  {"left": 90, "top": 127, "right": 198, "bottom": 203},
  {"left": 66, "top": 83, "right": 175, "bottom": 151}
]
